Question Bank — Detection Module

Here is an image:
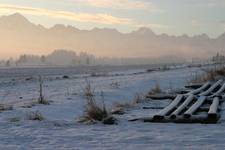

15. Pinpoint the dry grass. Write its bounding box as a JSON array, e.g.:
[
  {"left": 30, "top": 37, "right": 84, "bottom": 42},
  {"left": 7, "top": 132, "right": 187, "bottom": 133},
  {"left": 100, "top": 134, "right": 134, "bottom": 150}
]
[
  {"left": 113, "top": 93, "right": 144, "bottom": 108},
  {"left": 79, "top": 97, "right": 116, "bottom": 124},
  {"left": 79, "top": 81, "right": 116, "bottom": 125},
  {"left": 28, "top": 111, "right": 44, "bottom": 121},
  {"left": 111, "top": 93, "right": 144, "bottom": 114},
  {"left": 132, "top": 93, "right": 144, "bottom": 104},
  {"left": 148, "top": 83, "right": 162, "bottom": 95},
  {"left": 83, "top": 79, "right": 95, "bottom": 97},
  {"left": 85, "top": 97, "right": 108, "bottom": 121},
  {"left": 191, "top": 67, "right": 225, "bottom": 84},
  {"left": 37, "top": 76, "right": 49, "bottom": 105}
]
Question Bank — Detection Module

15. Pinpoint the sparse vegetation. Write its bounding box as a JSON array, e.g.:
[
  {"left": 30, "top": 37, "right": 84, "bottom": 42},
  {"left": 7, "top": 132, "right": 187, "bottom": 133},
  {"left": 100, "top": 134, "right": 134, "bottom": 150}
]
[
  {"left": 28, "top": 111, "right": 44, "bottom": 121},
  {"left": 83, "top": 79, "right": 95, "bottom": 97},
  {"left": 190, "top": 67, "right": 225, "bottom": 84},
  {"left": 79, "top": 80, "right": 116, "bottom": 125},
  {"left": 37, "top": 76, "right": 49, "bottom": 105},
  {"left": 111, "top": 93, "right": 144, "bottom": 115},
  {"left": 148, "top": 82, "right": 162, "bottom": 95},
  {"left": 132, "top": 93, "right": 144, "bottom": 104}
]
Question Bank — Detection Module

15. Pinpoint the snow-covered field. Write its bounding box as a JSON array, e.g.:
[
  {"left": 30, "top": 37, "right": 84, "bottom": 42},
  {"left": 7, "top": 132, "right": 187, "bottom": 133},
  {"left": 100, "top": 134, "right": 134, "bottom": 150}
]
[{"left": 0, "top": 65, "right": 224, "bottom": 149}]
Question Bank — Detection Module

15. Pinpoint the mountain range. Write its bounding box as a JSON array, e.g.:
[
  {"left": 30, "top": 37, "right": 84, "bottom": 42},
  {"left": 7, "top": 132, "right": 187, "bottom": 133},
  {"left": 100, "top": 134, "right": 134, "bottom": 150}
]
[{"left": 0, "top": 13, "right": 225, "bottom": 60}]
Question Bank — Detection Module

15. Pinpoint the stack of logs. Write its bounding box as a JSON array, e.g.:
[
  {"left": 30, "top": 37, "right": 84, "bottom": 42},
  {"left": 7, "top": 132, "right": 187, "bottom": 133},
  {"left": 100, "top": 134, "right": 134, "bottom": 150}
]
[{"left": 132, "top": 79, "right": 225, "bottom": 124}]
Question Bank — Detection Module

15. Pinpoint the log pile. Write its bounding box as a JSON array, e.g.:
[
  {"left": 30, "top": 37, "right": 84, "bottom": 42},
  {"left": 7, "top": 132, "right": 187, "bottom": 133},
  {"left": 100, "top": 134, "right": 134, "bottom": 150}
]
[{"left": 130, "top": 80, "right": 225, "bottom": 124}]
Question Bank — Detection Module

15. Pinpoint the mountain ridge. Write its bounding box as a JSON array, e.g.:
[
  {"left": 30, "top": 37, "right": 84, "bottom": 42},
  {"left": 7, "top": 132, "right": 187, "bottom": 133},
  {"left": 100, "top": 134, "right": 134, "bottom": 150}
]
[{"left": 0, "top": 13, "right": 224, "bottom": 59}]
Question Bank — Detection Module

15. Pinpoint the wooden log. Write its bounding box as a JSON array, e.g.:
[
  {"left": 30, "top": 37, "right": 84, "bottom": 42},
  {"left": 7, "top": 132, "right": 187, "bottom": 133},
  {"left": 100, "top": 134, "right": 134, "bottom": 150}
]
[
  {"left": 185, "top": 84, "right": 203, "bottom": 89},
  {"left": 174, "top": 113, "right": 211, "bottom": 124},
  {"left": 210, "top": 83, "right": 225, "bottom": 97},
  {"left": 198, "top": 105, "right": 211, "bottom": 111},
  {"left": 145, "top": 94, "right": 176, "bottom": 100},
  {"left": 131, "top": 113, "right": 212, "bottom": 124},
  {"left": 153, "top": 95, "right": 183, "bottom": 120},
  {"left": 184, "top": 96, "right": 206, "bottom": 118},
  {"left": 170, "top": 94, "right": 194, "bottom": 119},
  {"left": 208, "top": 97, "right": 220, "bottom": 120},
  {"left": 199, "top": 80, "right": 223, "bottom": 96},
  {"left": 143, "top": 105, "right": 209, "bottom": 111},
  {"left": 130, "top": 112, "right": 219, "bottom": 123},
  {"left": 187, "top": 82, "right": 210, "bottom": 95},
  {"left": 142, "top": 106, "right": 164, "bottom": 109}
]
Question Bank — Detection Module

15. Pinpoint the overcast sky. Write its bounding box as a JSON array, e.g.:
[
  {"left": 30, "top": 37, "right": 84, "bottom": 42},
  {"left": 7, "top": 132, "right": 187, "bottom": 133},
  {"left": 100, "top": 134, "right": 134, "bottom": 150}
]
[{"left": 0, "top": 0, "right": 225, "bottom": 37}]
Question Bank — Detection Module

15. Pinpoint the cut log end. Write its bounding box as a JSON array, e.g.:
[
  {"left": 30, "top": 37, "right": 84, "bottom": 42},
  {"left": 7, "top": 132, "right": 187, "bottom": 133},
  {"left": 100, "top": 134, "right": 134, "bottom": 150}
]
[
  {"left": 170, "top": 114, "right": 177, "bottom": 119},
  {"left": 208, "top": 113, "right": 218, "bottom": 120}
]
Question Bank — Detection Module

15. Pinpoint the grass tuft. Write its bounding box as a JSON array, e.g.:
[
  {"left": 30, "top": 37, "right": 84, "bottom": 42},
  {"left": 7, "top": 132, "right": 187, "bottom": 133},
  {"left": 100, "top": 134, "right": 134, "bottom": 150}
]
[
  {"left": 79, "top": 81, "right": 116, "bottom": 125},
  {"left": 148, "top": 83, "right": 162, "bottom": 95}
]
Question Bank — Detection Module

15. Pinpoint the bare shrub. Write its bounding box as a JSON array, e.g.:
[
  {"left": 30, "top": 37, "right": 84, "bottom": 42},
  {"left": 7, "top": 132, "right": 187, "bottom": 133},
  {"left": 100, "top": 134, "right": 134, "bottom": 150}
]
[{"left": 28, "top": 111, "right": 44, "bottom": 121}]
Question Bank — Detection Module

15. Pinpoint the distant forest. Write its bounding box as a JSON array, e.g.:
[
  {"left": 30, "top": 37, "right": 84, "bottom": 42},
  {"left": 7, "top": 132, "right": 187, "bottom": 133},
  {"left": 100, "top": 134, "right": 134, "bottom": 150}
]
[{"left": 1, "top": 50, "right": 223, "bottom": 67}]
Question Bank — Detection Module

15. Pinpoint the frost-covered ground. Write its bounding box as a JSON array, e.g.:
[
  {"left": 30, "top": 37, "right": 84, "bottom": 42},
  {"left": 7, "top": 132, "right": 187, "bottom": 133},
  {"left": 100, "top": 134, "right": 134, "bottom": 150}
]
[{"left": 0, "top": 65, "right": 224, "bottom": 150}]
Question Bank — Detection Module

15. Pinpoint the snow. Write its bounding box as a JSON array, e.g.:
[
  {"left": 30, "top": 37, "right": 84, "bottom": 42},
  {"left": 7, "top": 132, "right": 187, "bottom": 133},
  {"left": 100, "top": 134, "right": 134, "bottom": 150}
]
[{"left": 0, "top": 65, "right": 224, "bottom": 149}]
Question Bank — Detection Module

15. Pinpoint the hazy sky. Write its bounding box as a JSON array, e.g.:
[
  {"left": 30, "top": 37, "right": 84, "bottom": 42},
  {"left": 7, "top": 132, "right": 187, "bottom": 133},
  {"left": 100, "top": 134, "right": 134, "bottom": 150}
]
[{"left": 0, "top": 0, "right": 225, "bottom": 37}]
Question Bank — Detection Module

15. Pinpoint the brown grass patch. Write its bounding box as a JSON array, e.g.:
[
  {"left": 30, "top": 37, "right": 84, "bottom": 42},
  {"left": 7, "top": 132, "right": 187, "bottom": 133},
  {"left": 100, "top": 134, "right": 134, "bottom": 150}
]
[{"left": 79, "top": 81, "right": 116, "bottom": 125}]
